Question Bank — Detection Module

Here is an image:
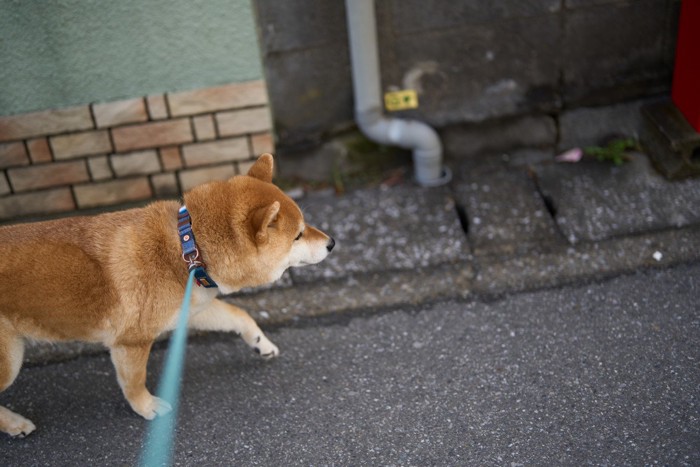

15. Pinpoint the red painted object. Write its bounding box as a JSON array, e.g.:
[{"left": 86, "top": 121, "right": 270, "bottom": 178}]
[{"left": 672, "top": 1, "right": 700, "bottom": 132}]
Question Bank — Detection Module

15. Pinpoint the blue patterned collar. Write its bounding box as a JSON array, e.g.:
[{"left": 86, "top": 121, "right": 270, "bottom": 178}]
[{"left": 177, "top": 206, "right": 218, "bottom": 288}]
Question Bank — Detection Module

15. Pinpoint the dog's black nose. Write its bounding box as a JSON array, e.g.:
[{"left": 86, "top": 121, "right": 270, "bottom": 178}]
[{"left": 327, "top": 237, "right": 336, "bottom": 252}]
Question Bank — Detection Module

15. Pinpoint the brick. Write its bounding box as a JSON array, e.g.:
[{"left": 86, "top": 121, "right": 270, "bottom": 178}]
[
  {"left": 250, "top": 132, "right": 275, "bottom": 155},
  {"left": 0, "top": 188, "right": 75, "bottom": 220},
  {"left": 236, "top": 159, "right": 257, "bottom": 176},
  {"left": 263, "top": 46, "right": 354, "bottom": 149},
  {"left": 151, "top": 173, "right": 179, "bottom": 198},
  {"left": 0, "top": 173, "right": 10, "bottom": 196},
  {"left": 0, "top": 142, "right": 29, "bottom": 169},
  {"left": 146, "top": 94, "right": 169, "bottom": 120},
  {"left": 51, "top": 130, "right": 112, "bottom": 160},
  {"left": 27, "top": 138, "right": 53, "bottom": 163},
  {"left": 254, "top": 2, "right": 346, "bottom": 53},
  {"left": 558, "top": 99, "right": 647, "bottom": 151},
  {"left": 112, "top": 119, "right": 193, "bottom": 152},
  {"left": 74, "top": 178, "right": 152, "bottom": 209},
  {"left": 8, "top": 160, "right": 89, "bottom": 192},
  {"left": 178, "top": 164, "right": 236, "bottom": 192},
  {"left": 389, "top": 16, "right": 561, "bottom": 126},
  {"left": 87, "top": 156, "right": 113, "bottom": 181},
  {"left": 443, "top": 115, "right": 557, "bottom": 158},
  {"left": 562, "top": 0, "right": 675, "bottom": 106},
  {"left": 216, "top": 107, "right": 272, "bottom": 137},
  {"left": 535, "top": 154, "right": 700, "bottom": 243},
  {"left": 192, "top": 115, "right": 217, "bottom": 141},
  {"left": 386, "top": 0, "right": 561, "bottom": 34},
  {"left": 566, "top": 0, "right": 637, "bottom": 9},
  {"left": 159, "top": 147, "right": 183, "bottom": 171},
  {"left": 168, "top": 81, "right": 268, "bottom": 117},
  {"left": 93, "top": 98, "right": 148, "bottom": 128},
  {"left": 110, "top": 150, "right": 161, "bottom": 177},
  {"left": 453, "top": 166, "right": 560, "bottom": 256},
  {"left": 0, "top": 106, "right": 93, "bottom": 143},
  {"left": 181, "top": 138, "right": 248, "bottom": 167}
]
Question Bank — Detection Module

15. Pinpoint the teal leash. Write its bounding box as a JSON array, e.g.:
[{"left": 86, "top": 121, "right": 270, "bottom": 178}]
[{"left": 139, "top": 268, "right": 196, "bottom": 467}]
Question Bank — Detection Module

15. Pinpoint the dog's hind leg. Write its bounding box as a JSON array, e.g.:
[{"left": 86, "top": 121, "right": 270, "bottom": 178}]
[
  {"left": 188, "top": 299, "right": 279, "bottom": 359},
  {"left": 109, "top": 343, "right": 172, "bottom": 420},
  {"left": 0, "top": 318, "right": 35, "bottom": 437}
]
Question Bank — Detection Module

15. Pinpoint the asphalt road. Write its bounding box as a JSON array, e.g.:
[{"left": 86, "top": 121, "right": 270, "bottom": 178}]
[{"left": 2, "top": 262, "right": 699, "bottom": 466}]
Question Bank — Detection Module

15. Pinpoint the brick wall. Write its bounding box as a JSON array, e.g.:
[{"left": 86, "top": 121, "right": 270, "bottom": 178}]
[{"left": 0, "top": 80, "right": 274, "bottom": 221}]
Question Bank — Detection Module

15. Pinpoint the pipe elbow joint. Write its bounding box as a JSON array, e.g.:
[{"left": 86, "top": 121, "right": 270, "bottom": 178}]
[
  {"left": 357, "top": 109, "right": 439, "bottom": 152},
  {"left": 357, "top": 109, "right": 450, "bottom": 186}
]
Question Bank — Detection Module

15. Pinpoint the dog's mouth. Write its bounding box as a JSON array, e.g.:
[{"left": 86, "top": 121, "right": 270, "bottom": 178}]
[{"left": 291, "top": 256, "right": 329, "bottom": 268}]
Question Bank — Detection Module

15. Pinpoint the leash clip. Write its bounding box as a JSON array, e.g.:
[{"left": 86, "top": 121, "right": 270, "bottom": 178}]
[{"left": 182, "top": 248, "right": 203, "bottom": 271}]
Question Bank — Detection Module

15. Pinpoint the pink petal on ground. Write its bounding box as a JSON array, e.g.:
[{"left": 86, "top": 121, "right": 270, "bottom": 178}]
[{"left": 555, "top": 147, "right": 583, "bottom": 163}]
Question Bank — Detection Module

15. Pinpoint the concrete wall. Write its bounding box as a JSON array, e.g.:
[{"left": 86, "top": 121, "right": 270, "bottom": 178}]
[
  {"left": 0, "top": 0, "right": 262, "bottom": 116},
  {"left": 254, "top": 0, "right": 680, "bottom": 154}
]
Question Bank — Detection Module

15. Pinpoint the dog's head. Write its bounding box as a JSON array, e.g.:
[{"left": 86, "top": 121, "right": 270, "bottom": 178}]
[{"left": 184, "top": 154, "right": 334, "bottom": 293}]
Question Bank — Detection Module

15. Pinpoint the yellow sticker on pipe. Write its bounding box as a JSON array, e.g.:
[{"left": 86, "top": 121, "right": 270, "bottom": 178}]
[{"left": 384, "top": 90, "right": 419, "bottom": 111}]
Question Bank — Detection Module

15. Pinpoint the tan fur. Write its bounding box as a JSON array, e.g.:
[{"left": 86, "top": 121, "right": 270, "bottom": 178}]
[{"left": 0, "top": 154, "right": 334, "bottom": 437}]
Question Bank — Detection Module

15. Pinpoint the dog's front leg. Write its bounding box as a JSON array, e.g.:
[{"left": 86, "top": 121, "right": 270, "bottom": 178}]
[
  {"left": 189, "top": 299, "right": 279, "bottom": 359},
  {"left": 109, "top": 343, "right": 172, "bottom": 419}
]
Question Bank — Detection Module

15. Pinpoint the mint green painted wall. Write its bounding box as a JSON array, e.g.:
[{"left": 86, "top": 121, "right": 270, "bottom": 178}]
[{"left": 0, "top": 0, "right": 263, "bottom": 117}]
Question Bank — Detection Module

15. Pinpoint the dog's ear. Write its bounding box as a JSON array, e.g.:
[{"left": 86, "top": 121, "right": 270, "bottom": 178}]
[
  {"left": 247, "top": 153, "right": 274, "bottom": 183},
  {"left": 252, "top": 201, "right": 280, "bottom": 244}
]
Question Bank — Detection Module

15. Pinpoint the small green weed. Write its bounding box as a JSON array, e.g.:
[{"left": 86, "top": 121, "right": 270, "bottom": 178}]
[{"left": 584, "top": 138, "right": 639, "bottom": 166}]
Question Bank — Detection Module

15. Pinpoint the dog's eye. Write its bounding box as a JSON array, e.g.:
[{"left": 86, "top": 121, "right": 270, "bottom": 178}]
[{"left": 295, "top": 231, "right": 303, "bottom": 241}]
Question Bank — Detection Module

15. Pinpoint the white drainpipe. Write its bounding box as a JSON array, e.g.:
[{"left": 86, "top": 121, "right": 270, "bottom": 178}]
[{"left": 345, "top": 0, "right": 451, "bottom": 187}]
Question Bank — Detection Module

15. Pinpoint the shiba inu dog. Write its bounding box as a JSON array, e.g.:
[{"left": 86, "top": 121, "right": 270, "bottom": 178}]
[{"left": 0, "top": 154, "right": 334, "bottom": 437}]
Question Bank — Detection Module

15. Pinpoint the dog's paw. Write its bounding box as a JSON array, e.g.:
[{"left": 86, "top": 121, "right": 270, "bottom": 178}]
[
  {"left": 134, "top": 396, "right": 173, "bottom": 420},
  {"left": 0, "top": 410, "right": 36, "bottom": 438},
  {"left": 252, "top": 334, "right": 279, "bottom": 360}
]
